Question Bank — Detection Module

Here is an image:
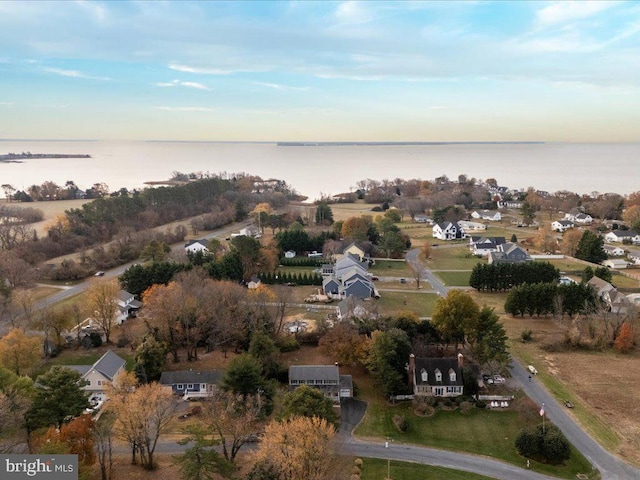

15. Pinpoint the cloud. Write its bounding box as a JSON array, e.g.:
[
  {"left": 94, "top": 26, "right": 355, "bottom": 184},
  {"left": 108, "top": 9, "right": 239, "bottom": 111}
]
[
  {"left": 252, "top": 82, "right": 308, "bottom": 91},
  {"left": 335, "top": 1, "right": 373, "bottom": 25},
  {"left": 42, "top": 67, "right": 110, "bottom": 81},
  {"left": 0, "top": 102, "right": 13, "bottom": 106},
  {"left": 536, "top": 1, "right": 619, "bottom": 26},
  {"left": 154, "top": 79, "right": 210, "bottom": 90},
  {"left": 168, "top": 64, "right": 236, "bottom": 75},
  {"left": 154, "top": 106, "right": 213, "bottom": 112}
]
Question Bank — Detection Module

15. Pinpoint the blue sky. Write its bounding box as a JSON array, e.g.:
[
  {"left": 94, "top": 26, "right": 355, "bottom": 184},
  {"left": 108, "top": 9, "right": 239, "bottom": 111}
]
[{"left": 0, "top": 1, "right": 639, "bottom": 141}]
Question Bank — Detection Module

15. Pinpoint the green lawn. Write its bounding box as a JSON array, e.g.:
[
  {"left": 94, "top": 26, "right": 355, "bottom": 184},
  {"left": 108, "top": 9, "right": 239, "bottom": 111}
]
[
  {"left": 355, "top": 375, "right": 594, "bottom": 480},
  {"left": 435, "top": 271, "right": 471, "bottom": 286},
  {"left": 370, "top": 260, "right": 411, "bottom": 275},
  {"left": 359, "top": 457, "right": 498, "bottom": 480},
  {"left": 425, "top": 246, "right": 484, "bottom": 270},
  {"left": 376, "top": 292, "right": 439, "bottom": 317}
]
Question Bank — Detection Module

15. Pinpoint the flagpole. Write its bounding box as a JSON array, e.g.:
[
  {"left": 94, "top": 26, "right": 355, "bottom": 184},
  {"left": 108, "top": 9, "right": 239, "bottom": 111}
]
[{"left": 540, "top": 402, "right": 545, "bottom": 434}]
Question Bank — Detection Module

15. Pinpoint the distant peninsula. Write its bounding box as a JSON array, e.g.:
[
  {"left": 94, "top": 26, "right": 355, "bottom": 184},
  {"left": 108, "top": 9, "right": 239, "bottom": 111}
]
[
  {"left": 277, "top": 141, "right": 545, "bottom": 147},
  {"left": 0, "top": 152, "right": 92, "bottom": 163}
]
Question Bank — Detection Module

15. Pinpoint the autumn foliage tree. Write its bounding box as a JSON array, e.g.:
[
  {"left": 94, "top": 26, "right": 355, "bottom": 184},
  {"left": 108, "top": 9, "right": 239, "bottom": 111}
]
[
  {"left": 250, "top": 416, "right": 338, "bottom": 480},
  {"left": 0, "top": 328, "right": 41, "bottom": 375},
  {"left": 614, "top": 322, "right": 635, "bottom": 353},
  {"left": 85, "top": 278, "right": 121, "bottom": 344}
]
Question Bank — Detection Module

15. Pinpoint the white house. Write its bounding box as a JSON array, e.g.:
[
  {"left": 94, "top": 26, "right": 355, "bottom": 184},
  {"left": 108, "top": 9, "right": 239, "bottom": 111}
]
[
  {"left": 284, "top": 250, "right": 296, "bottom": 259},
  {"left": 184, "top": 239, "right": 209, "bottom": 254},
  {"left": 626, "top": 248, "right": 640, "bottom": 265},
  {"left": 469, "top": 236, "right": 506, "bottom": 256},
  {"left": 68, "top": 350, "right": 126, "bottom": 400},
  {"left": 433, "top": 222, "right": 464, "bottom": 240},
  {"left": 116, "top": 290, "right": 142, "bottom": 324},
  {"left": 458, "top": 220, "right": 486, "bottom": 232},
  {"left": 602, "top": 259, "right": 629, "bottom": 269},
  {"left": 240, "top": 225, "right": 261, "bottom": 237},
  {"left": 552, "top": 220, "right": 574, "bottom": 233},
  {"left": 605, "top": 230, "right": 640, "bottom": 244},
  {"left": 471, "top": 210, "right": 501, "bottom": 222},
  {"left": 603, "top": 245, "right": 625, "bottom": 257}
]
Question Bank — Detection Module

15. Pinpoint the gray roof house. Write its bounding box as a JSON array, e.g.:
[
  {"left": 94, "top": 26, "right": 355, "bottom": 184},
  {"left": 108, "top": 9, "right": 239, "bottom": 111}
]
[
  {"left": 68, "top": 350, "right": 126, "bottom": 398},
  {"left": 185, "top": 239, "right": 210, "bottom": 254},
  {"left": 322, "top": 255, "right": 375, "bottom": 300},
  {"left": 116, "top": 290, "right": 142, "bottom": 324},
  {"left": 288, "top": 365, "right": 353, "bottom": 403},
  {"left": 159, "top": 370, "right": 223, "bottom": 400},
  {"left": 432, "top": 222, "right": 464, "bottom": 240},
  {"left": 488, "top": 242, "right": 532, "bottom": 264},
  {"left": 469, "top": 236, "right": 506, "bottom": 256},
  {"left": 408, "top": 354, "right": 464, "bottom": 398},
  {"left": 605, "top": 230, "right": 640, "bottom": 244}
]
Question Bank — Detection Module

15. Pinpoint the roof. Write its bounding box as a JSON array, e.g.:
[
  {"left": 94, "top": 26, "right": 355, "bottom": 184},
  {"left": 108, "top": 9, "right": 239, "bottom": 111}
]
[
  {"left": 118, "top": 290, "right": 134, "bottom": 302},
  {"left": 159, "top": 370, "right": 223, "bottom": 385},
  {"left": 185, "top": 239, "right": 209, "bottom": 248},
  {"left": 414, "top": 357, "right": 463, "bottom": 387},
  {"left": 610, "top": 229, "right": 638, "bottom": 238},
  {"left": 587, "top": 276, "right": 615, "bottom": 294},
  {"left": 554, "top": 220, "right": 574, "bottom": 226},
  {"left": 289, "top": 365, "right": 339, "bottom": 382},
  {"left": 339, "top": 375, "right": 353, "bottom": 390},
  {"left": 68, "top": 350, "right": 126, "bottom": 382}
]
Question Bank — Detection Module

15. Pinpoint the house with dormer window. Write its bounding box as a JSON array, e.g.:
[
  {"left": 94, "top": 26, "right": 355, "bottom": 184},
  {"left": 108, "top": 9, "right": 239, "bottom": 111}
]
[
  {"left": 432, "top": 222, "right": 465, "bottom": 241},
  {"left": 408, "top": 354, "right": 464, "bottom": 397},
  {"left": 67, "top": 350, "right": 126, "bottom": 400}
]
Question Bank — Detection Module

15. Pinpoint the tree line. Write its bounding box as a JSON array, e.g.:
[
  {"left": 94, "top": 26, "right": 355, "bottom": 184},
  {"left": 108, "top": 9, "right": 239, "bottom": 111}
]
[{"left": 470, "top": 262, "right": 560, "bottom": 292}]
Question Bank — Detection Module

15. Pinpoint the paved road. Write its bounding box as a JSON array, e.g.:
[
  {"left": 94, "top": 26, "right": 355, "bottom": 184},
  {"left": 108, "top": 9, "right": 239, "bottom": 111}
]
[
  {"left": 406, "top": 248, "right": 448, "bottom": 296},
  {"left": 510, "top": 359, "right": 640, "bottom": 480}
]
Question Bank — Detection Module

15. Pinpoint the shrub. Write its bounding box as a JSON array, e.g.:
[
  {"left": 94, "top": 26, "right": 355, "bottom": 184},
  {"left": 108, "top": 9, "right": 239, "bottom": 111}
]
[
  {"left": 275, "top": 336, "right": 299, "bottom": 352},
  {"left": 475, "top": 400, "right": 486, "bottom": 409},
  {"left": 354, "top": 458, "right": 363, "bottom": 467},
  {"left": 521, "top": 329, "right": 533, "bottom": 343},
  {"left": 515, "top": 424, "right": 570, "bottom": 465},
  {"left": 393, "top": 414, "right": 409, "bottom": 432}
]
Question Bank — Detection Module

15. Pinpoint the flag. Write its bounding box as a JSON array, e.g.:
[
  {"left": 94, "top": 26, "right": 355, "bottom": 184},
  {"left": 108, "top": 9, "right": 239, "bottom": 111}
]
[{"left": 539, "top": 405, "right": 545, "bottom": 416}]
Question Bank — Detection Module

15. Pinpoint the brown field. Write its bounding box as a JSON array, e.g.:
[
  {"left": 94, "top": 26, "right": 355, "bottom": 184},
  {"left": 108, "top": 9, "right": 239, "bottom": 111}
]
[{"left": 14, "top": 199, "right": 91, "bottom": 237}]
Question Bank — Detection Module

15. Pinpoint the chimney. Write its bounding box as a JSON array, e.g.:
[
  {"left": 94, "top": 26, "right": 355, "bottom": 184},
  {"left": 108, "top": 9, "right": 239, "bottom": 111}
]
[
  {"left": 457, "top": 353, "right": 464, "bottom": 369},
  {"left": 408, "top": 354, "right": 416, "bottom": 388}
]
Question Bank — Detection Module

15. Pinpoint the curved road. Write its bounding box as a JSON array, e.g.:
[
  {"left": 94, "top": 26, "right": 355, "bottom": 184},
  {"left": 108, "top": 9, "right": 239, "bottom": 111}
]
[{"left": 407, "top": 248, "right": 640, "bottom": 479}]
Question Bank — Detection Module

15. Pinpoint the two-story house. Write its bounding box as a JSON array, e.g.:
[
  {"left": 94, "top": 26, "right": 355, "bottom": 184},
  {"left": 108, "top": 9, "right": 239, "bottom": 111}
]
[
  {"left": 408, "top": 354, "right": 464, "bottom": 398},
  {"left": 432, "top": 222, "right": 465, "bottom": 241},
  {"left": 68, "top": 350, "right": 126, "bottom": 401},
  {"left": 116, "top": 290, "right": 142, "bottom": 324},
  {"left": 488, "top": 242, "right": 532, "bottom": 264}
]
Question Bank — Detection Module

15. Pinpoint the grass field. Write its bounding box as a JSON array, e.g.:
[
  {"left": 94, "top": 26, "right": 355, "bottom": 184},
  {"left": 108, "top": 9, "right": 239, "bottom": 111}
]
[
  {"left": 435, "top": 270, "right": 471, "bottom": 286},
  {"left": 370, "top": 259, "right": 410, "bottom": 275},
  {"left": 359, "top": 457, "right": 498, "bottom": 480},
  {"left": 424, "top": 245, "right": 484, "bottom": 270},
  {"left": 376, "top": 291, "right": 438, "bottom": 317}
]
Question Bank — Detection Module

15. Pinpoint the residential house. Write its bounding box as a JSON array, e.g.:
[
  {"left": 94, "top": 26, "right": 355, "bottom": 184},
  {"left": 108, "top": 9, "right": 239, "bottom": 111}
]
[
  {"left": 408, "top": 354, "right": 464, "bottom": 398},
  {"left": 116, "top": 290, "right": 142, "bottom": 324},
  {"left": 497, "top": 200, "right": 524, "bottom": 209},
  {"left": 240, "top": 225, "right": 261, "bottom": 238},
  {"left": 603, "top": 245, "right": 625, "bottom": 257},
  {"left": 551, "top": 220, "right": 574, "bottom": 233},
  {"left": 487, "top": 242, "right": 532, "bottom": 264},
  {"left": 587, "top": 276, "right": 630, "bottom": 314},
  {"left": 340, "top": 242, "right": 368, "bottom": 262},
  {"left": 602, "top": 259, "right": 629, "bottom": 269},
  {"left": 471, "top": 210, "right": 501, "bottom": 222},
  {"left": 469, "top": 236, "right": 506, "bottom": 256},
  {"left": 414, "top": 214, "right": 433, "bottom": 224},
  {"left": 159, "top": 370, "right": 222, "bottom": 400},
  {"left": 605, "top": 230, "right": 640, "bottom": 244},
  {"left": 68, "top": 350, "right": 126, "bottom": 400},
  {"left": 458, "top": 220, "right": 486, "bottom": 232},
  {"left": 564, "top": 209, "right": 593, "bottom": 224},
  {"left": 247, "top": 275, "right": 262, "bottom": 289},
  {"left": 288, "top": 365, "right": 353, "bottom": 403},
  {"left": 322, "top": 255, "right": 376, "bottom": 300},
  {"left": 432, "top": 222, "right": 465, "bottom": 241},
  {"left": 184, "top": 239, "right": 209, "bottom": 254},
  {"left": 626, "top": 248, "right": 640, "bottom": 265},
  {"left": 336, "top": 297, "right": 377, "bottom": 322}
]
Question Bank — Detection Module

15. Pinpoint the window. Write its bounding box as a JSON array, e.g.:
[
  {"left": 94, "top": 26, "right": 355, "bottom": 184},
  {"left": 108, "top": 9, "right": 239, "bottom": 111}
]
[
  {"left": 435, "top": 369, "right": 442, "bottom": 382},
  {"left": 187, "top": 384, "right": 194, "bottom": 390},
  {"left": 420, "top": 369, "right": 428, "bottom": 383},
  {"left": 177, "top": 384, "right": 184, "bottom": 390},
  {"left": 97, "top": 380, "right": 102, "bottom": 386},
  {"left": 449, "top": 369, "right": 456, "bottom": 382},
  {"left": 201, "top": 384, "right": 206, "bottom": 390}
]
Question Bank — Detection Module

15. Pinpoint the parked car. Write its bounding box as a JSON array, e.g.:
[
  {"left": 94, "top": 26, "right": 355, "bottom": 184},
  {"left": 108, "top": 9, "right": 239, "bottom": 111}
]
[
  {"left": 94, "top": 271, "right": 105, "bottom": 277},
  {"left": 528, "top": 365, "right": 538, "bottom": 375},
  {"left": 488, "top": 375, "right": 506, "bottom": 385},
  {"left": 399, "top": 278, "right": 407, "bottom": 284}
]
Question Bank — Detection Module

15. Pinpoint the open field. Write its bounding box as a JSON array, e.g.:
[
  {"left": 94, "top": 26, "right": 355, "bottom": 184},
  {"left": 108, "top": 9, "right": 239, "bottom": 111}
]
[
  {"left": 16, "top": 199, "right": 91, "bottom": 237},
  {"left": 370, "top": 259, "right": 410, "bottom": 275},
  {"left": 360, "top": 458, "right": 498, "bottom": 480},
  {"left": 327, "top": 201, "right": 381, "bottom": 222},
  {"left": 424, "top": 245, "right": 484, "bottom": 270},
  {"left": 376, "top": 291, "right": 438, "bottom": 317},
  {"left": 435, "top": 270, "right": 471, "bottom": 286}
]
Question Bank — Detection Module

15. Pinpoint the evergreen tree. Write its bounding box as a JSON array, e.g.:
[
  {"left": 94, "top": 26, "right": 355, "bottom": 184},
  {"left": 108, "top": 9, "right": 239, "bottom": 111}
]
[{"left": 575, "top": 230, "right": 607, "bottom": 264}]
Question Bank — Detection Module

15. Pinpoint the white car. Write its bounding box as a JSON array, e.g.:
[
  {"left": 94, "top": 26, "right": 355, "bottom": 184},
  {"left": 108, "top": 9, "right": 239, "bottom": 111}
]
[
  {"left": 490, "top": 375, "right": 506, "bottom": 385},
  {"left": 528, "top": 365, "right": 538, "bottom": 375}
]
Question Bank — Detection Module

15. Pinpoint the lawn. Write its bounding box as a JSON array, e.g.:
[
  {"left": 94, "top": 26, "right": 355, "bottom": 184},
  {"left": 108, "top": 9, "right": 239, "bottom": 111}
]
[
  {"left": 359, "top": 457, "right": 498, "bottom": 480},
  {"left": 370, "top": 259, "right": 410, "bottom": 275},
  {"left": 355, "top": 389, "right": 593, "bottom": 479},
  {"left": 425, "top": 245, "right": 484, "bottom": 270},
  {"left": 435, "top": 270, "right": 471, "bottom": 286},
  {"left": 376, "top": 291, "right": 439, "bottom": 317}
]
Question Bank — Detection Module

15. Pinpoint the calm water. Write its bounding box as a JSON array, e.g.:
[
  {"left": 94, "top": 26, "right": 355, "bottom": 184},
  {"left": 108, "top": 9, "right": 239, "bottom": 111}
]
[{"left": 0, "top": 140, "right": 638, "bottom": 201}]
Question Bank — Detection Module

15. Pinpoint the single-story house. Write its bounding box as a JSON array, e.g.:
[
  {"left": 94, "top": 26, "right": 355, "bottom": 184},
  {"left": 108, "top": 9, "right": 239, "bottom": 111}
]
[
  {"left": 240, "top": 225, "right": 261, "bottom": 237},
  {"left": 471, "top": 210, "right": 501, "bottom": 222},
  {"left": 497, "top": 200, "right": 524, "bottom": 209},
  {"left": 159, "top": 370, "right": 223, "bottom": 400},
  {"left": 288, "top": 365, "right": 352, "bottom": 403},
  {"left": 458, "top": 220, "right": 486, "bottom": 232},
  {"left": 605, "top": 230, "right": 640, "bottom": 244},
  {"left": 626, "top": 248, "right": 640, "bottom": 265},
  {"left": 414, "top": 214, "right": 433, "bottom": 224},
  {"left": 68, "top": 350, "right": 126, "bottom": 399},
  {"left": 185, "top": 239, "right": 209, "bottom": 254},
  {"left": 247, "top": 275, "right": 262, "bottom": 289},
  {"left": 551, "top": 220, "right": 574, "bottom": 233},
  {"left": 408, "top": 354, "right": 464, "bottom": 398},
  {"left": 602, "top": 259, "right": 629, "bottom": 269},
  {"left": 603, "top": 245, "right": 625, "bottom": 257},
  {"left": 564, "top": 209, "right": 593, "bottom": 224}
]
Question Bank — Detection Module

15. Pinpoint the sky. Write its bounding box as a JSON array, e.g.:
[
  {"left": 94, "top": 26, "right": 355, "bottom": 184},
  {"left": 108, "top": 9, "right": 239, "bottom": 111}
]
[{"left": 0, "top": 0, "right": 639, "bottom": 142}]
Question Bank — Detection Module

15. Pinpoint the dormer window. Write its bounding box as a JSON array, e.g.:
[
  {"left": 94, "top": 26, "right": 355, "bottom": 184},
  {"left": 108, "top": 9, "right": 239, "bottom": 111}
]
[
  {"left": 449, "top": 369, "right": 456, "bottom": 382},
  {"left": 420, "top": 369, "right": 428, "bottom": 383},
  {"left": 435, "top": 369, "right": 442, "bottom": 382}
]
